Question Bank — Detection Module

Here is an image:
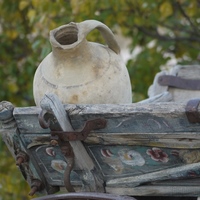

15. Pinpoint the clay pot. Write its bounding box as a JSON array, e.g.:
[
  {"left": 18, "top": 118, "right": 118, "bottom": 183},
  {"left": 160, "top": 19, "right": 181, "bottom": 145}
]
[{"left": 33, "top": 20, "right": 132, "bottom": 105}]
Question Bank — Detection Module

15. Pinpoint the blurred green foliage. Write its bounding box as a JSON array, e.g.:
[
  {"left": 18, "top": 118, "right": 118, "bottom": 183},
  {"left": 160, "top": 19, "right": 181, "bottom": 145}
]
[
  {"left": 0, "top": 0, "right": 199, "bottom": 199},
  {"left": 0, "top": 142, "right": 32, "bottom": 200}
]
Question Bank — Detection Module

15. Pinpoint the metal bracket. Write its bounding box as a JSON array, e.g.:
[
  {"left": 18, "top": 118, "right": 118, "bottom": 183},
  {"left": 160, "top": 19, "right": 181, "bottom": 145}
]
[
  {"left": 158, "top": 75, "right": 200, "bottom": 90},
  {"left": 51, "top": 118, "right": 107, "bottom": 141},
  {"left": 185, "top": 99, "right": 200, "bottom": 123},
  {"left": 38, "top": 94, "right": 107, "bottom": 193},
  {"left": 38, "top": 109, "right": 75, "bottom": 192}
]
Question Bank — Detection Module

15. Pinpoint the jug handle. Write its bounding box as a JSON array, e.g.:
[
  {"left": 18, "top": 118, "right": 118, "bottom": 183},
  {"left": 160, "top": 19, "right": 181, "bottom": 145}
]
[{"left": 78, "top": 20, "right": 120, "bottom": 54}]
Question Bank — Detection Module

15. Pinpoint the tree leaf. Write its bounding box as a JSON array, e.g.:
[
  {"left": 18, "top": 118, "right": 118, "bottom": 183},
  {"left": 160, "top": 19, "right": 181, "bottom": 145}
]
[
  {"left": 27, "top": 9, "right": 36, "bottom": 22},
  {"left": 8, "top": 82, "right": 19, "bottom": 93},
  {"left": 6, "top": 30, "right": 18, "bottom": 39},
  {"left": 159, "top": 1, "right": 173, "bottom": 19},
  {"left": 19, "top": 1, "right": 29, "bottom": 11}
]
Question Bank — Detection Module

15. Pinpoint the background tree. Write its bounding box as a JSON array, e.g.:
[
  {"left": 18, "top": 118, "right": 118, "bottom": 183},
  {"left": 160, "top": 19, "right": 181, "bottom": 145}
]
[{"left": 0, "top": 0, "right": 199, "bottom": 199}]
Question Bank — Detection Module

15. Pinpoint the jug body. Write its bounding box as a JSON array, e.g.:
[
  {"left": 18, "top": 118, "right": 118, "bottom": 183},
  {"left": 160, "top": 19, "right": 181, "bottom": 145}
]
[{"left": 33, "top": 20, "right": 132, "bottom": 105}]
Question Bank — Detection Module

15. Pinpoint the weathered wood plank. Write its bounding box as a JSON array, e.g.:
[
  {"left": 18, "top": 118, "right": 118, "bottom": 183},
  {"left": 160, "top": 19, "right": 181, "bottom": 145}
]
[
  {"left": 106, "top": 162, "right": 200, "bottom": 187},
  {"left": 14, "top": 102, "right": 200, "bottom": 133},
  {"left": 6, "top": 99, "right": 200, "bottom": 196},
  {"left": 13, "top": 106, "right": 48, "bottom": 134},
  {"left": 64, "top": 102, "right": 200, "bottom": 133},
  {"left": 151, "top": 178, "right": 200, "bottom": 186},
  {"left": 87, "top": 132, "right": 200, "bottom": 140},
  {"left": 13, "top": 102, "right": 200, "bottom": 148},
  {"left": 85, "top": 134, "right": 200, "bottom": 149},
  {"left": 106, "top": 185, "right": 200, "bottom": 196},
  {"left": 0, "top": 101, "right": 18, "bottom": 158}
]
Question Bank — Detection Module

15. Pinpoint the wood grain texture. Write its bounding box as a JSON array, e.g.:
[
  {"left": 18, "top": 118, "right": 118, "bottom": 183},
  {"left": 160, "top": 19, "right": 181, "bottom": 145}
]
[
  {"left": 106, "top": 185, "right": 200, "bottom": 196},
  {"left": 106, "top": 162, "right": 200, "bottom": 187},
  {"left": 8, "top": 99, "right": 200, "bottom": 196},
  {"left": 13, "top": 106, "right": 48, "bottom": 134},
  {"left": 64, "top": 102, "right": 197, "bottom": 133},
  {"left": 13, "top": 102, "right": 200, "bottom": 149}
]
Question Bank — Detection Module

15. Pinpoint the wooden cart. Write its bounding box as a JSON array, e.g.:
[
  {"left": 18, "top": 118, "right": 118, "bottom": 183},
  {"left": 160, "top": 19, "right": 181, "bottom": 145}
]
[{"left": 1, "top": 65, "right": 200, "bottom": 199}]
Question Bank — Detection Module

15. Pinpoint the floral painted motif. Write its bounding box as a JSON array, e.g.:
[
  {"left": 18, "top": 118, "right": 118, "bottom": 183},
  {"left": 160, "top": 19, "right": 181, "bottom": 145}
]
[
  {"left": 118, "top": 149, "right": 145, "bottom": 166},
  {"left": 146, "top": 147, "right": 169, "bottom": 163},
  {"left": 101, "top": 148, "right": 124, "bottom": 172},
  {"left": 101, "top": 149, "right": 114, "bottom": 157},
  {"left": 51, "top": 160, "right": 67, "bottom": 174},
  {"left": 46, "top": 147, "right": 56, "bottom": 157}
]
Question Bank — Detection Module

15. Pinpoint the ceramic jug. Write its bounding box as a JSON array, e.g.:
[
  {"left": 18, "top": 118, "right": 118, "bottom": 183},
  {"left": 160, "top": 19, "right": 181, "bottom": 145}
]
[{"left": 33, "top": 20, "right": 132, "bottom": 106}]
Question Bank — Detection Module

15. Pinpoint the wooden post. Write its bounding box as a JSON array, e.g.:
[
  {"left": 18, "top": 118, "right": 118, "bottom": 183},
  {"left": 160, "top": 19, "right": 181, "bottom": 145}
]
[
  {"left": 40, "top": 94, "right": 104, "bottom": 192},
  {"left": 0, "top": 101, "right": 17, "bottom": 158}
]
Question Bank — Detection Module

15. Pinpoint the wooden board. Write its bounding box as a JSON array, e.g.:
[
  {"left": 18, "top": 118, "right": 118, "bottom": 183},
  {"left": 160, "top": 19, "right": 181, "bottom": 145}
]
[
  {"left": 9, "top": 101, "right": 200, "bottom": 196},
  {"left": 14, "top": 102, "right": 200, "bottom": 148},
  {"left": 106, "top": 185, "right": 200, "bottom": 196}
]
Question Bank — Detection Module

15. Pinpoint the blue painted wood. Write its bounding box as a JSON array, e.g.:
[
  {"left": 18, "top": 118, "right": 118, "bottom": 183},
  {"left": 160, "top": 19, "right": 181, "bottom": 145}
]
[{"left": 2, "top": 101, "right": 200, "bottom": 196}]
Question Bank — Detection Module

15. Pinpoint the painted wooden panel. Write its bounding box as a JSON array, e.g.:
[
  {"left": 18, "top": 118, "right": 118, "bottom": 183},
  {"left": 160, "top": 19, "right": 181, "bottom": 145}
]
[
  {"left": 30, "top": 144, "right": 81, "bottom": 186},
  {"left": 86, "top": 145, "right": 200, "bottom": 181},
  {"left": 14, "top": 102, "right": 200, "bottom": 149},
  {"left": 13, "top": 106, "right": 48, "bottom": 134},
  {"left": 8, "top": 101, "right": 200, "bottom": 196},
  {"left": 14, "top": 102, "right": 200, "bottom": 134}
]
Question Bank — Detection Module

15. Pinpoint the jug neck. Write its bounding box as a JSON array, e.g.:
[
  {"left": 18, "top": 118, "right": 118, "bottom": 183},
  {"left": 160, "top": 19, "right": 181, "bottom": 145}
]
[
  {"left": 51, "top": 38, "right": 89, "bottom": 59},
  {"left": 49, "top": 23, "right": 88, "bottom": 58}
]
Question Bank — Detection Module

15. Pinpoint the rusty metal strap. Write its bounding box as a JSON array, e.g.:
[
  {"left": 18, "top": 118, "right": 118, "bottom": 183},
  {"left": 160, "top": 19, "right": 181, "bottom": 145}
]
[
  {"left": 185, "top": 99, "right": 200, "bottom": 123},
  {"left": 158, "top": 75, "right": 200, "bottom": 90},
  {"left": 51, "top": 118, "right": 107, "bottom": 141}
]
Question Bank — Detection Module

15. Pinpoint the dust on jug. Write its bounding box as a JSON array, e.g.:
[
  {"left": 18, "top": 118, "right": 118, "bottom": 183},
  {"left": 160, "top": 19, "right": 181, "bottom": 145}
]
[{"left": 33, "top": 20, "right": 132, "bottom": 105}]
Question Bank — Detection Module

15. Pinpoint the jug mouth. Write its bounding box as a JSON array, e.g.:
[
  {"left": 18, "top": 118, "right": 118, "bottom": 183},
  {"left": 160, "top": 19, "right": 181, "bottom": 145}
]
[{"left": 50, "top": 23, "right": 79, "bottom": 48}]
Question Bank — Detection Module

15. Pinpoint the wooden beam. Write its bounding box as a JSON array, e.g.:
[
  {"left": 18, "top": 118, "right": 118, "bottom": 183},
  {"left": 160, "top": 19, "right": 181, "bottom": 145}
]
[
  {"left": 13, "top": 101, "right": 200, "bottom": 148},
  {"left": 106, "top": 162, "right": 200, "bottom": 187},
  {"left": 106, "top": 185, "right": 200, "bottom": 196}
]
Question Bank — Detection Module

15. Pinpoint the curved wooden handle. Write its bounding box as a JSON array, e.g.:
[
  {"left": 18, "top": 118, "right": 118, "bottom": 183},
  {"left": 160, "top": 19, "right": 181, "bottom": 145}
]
[{"left": 78, "top": 20, "right": 120, "bottom": 54}]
